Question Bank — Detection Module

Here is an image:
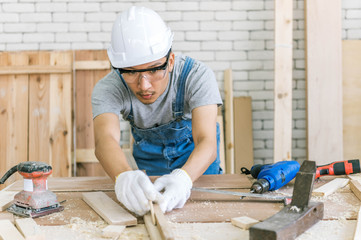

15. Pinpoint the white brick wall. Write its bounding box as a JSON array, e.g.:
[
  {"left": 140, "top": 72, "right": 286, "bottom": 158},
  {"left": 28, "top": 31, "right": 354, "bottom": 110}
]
[{"left": 0, "top": 0, "right": 360, "bottom": 164}]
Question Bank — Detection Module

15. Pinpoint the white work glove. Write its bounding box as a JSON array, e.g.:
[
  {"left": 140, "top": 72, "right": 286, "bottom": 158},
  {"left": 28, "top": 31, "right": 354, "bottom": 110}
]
[
  {"left": 115, "top": 170, "right": 161, "bottom": 216},
  {"left": 154, "top": 169, "right": 193, "bottom": 213}
]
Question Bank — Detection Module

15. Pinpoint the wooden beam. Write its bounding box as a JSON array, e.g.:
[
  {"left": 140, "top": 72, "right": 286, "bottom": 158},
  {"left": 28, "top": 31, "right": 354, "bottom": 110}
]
[
  {"left": 74, "top": 60, "right": 110, "bottom": 70},
  {"left": 312, "top": 178, "right": 349, "bottom": 197},
  {"left": 224, "top": 68, "right": 234, "bottom": 173},
  {"left": 0, "top": 191, "right": 16, "bottom": 211},
  {"left": 0, "top": 220, "right": 25, "bottom": 240},
  {"left": 82, "top": 192, "right": 137, "bottom": 226},
  {"left": 273, "top": 0, "right": 293, "bottom": 162},
  {"left": 305, "top": 0, "right": 343, "bottom": 164},
  {"left": 0, "top": 65, "right": 71, "bottom": 75}
]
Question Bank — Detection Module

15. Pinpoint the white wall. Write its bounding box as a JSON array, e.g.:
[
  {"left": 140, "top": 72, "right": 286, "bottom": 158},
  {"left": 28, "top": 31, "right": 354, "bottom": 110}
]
[{"left": 1, "top": 0, "right": 360, "bottom": 164}]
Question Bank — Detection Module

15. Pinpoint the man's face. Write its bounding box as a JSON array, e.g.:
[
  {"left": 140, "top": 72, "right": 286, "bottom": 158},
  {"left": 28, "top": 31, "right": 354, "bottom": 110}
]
[{"left": 120, "top": 52, "right": 175, "bottom": 104}]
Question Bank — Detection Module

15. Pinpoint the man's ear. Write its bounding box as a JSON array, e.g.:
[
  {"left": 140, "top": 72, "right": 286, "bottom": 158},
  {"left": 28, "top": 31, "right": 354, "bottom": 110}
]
[{"left": 168, "top": 52, "right": 175, "bottom": 72}]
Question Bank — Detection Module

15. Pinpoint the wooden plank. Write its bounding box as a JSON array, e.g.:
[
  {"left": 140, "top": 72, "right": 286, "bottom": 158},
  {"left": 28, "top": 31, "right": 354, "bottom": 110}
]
[
  {"left": 74, "top": 60, "right": 110, "bottom": 70},
  {"left": 153, "top": 204, "right": 175, "bottom": 240},
  {"left": 342, "top": 40, "right": 361, "bottom": 160},
  {"left": 0, "top": 52, "right": 29, "bottom": 190},
  {"left": 15, "top": 218, "right": 45, "bottom": 240},
  {"left": 274, "top": 0, "right": 293, "bottom": 162},
  {"left": 224, "top": 69, "right": 234, "bottom": 173},
  {"left": 312, "top": 178, "right": 349, "bottom": 197},
  {"left": 0, "top": 191, "right": 16, "bottom": 211},
  {"left": 350, "top": 180, "right": 361, "bottom": 202},
  {"left": 28, "top": 51, "right": 72, "bottom": 177},
  {"left": 0, "top": 220, "right": 25, "bottom": 240},
  {"left": 305, "top": 0, "right": 343, "bottom": 164},
  {"left": 0, "top": 65, "right": 71, "bottom": 75},
  {"left": 354, "top": 207, "right": 361, "bottom": 240},
  {"left": 0, "top": 212, "right": 14, "bottom": 223},
  {"left": 82, "top": 191, "right": 137, "bottom": 226},
  {"left": 233, "top": 97, "right": 254, "bottom": 173},
  {"left": 75, "top": 148, "right": 98, "bottom": 163}
]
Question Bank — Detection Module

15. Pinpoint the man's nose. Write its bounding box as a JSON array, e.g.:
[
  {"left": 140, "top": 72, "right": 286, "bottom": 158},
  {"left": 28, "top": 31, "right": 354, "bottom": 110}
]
[{"left": 138, "top": 74, "right": 152, "bottom": 89}]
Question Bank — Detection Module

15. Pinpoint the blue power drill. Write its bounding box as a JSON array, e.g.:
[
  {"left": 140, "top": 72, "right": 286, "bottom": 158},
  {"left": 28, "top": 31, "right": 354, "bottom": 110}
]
[{"left": 242, "top": 160, "right": 300, "bottom": 194}]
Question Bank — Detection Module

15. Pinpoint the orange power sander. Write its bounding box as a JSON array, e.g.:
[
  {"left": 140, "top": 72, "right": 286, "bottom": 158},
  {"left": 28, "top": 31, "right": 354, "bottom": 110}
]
[{"left": 0, "top": 161, "right": 64, "bottom": 218}]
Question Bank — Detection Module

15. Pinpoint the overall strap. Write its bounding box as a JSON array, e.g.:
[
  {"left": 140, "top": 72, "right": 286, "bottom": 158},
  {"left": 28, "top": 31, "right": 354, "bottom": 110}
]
[{"left": 173, "top": 57, "right": 195, "bottom": 119}]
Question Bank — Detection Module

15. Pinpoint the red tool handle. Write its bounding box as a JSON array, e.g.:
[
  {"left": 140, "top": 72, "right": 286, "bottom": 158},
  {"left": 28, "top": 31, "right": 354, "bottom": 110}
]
[{"left": 315, "top": 159, "right": 360, "bottom": 179}]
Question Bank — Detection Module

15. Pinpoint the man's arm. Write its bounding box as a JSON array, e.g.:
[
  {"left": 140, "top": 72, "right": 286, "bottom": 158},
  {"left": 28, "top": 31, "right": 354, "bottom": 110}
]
[
  {"left": 182, "top": 104, "right": 218, "bottom": 182},
  {"left": 93, "top": 113, "right": 132, "bottom": 181}
]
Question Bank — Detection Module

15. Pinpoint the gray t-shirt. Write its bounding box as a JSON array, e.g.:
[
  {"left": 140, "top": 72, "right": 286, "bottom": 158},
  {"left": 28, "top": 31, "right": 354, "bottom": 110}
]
[{"left": 92, "top": 55, "right": 222, "bottom": 129}]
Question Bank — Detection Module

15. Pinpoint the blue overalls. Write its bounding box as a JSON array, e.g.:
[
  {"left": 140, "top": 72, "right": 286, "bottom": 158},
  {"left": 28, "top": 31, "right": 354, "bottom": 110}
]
[{"left": 118, "top": 57, "right": 222, "bottom": 176}]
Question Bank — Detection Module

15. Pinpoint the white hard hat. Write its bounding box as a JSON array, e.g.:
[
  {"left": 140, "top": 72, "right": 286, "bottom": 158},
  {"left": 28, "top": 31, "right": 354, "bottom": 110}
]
[{"left": 108, "top": 6, "right": 173, "bottom": 68}]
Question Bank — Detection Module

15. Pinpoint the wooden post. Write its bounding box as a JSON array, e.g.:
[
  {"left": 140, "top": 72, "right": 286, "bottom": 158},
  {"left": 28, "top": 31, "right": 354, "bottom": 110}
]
[
  {"left": 273, "top": 0, "right": 293, "bottom": 162},
  {"left": 224, "top": 69, "right": 234, "bottom": 174},
  {"left": 305, "top": 0, "right": 343, "bottom": 164}
]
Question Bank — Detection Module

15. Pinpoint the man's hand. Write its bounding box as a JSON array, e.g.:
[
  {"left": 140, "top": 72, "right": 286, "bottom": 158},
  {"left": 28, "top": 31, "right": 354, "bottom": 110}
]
[
  {"left": 154, "top": 169, "right": 193, "bottom": 212},
  {"left": 115, "top": 170, "right": 161, "bottom": 216}
]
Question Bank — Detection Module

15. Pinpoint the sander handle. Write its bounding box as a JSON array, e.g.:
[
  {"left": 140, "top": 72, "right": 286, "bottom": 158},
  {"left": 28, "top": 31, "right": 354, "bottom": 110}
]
[{"left": 0, "top": 165, "right": 18, "bottom": 184}]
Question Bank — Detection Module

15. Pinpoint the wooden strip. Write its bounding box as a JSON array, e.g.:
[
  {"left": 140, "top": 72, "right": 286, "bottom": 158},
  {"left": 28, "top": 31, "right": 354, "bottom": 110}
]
[
  {"left": 312, "top": 178, "right": 349, "bottom": 197},
  {"left": 82, "top": 191, "right": 137, "bottom": 226},
  {"left": 153, "top": 204, "right": 175, "bottom": 240},
  {"left": 15, "top": 218, "right": 45, "bottom": 239},
  {"left": 0, "top": 212, "right": 14, "bottom": 223},
  {"left": 0, "top": 52, "right": 29, "bottom": 190},
  {"left": 354, "top": 207, "right": 361, "bottom": 240},
  {"left": 74, "top": 60, "right": 110, "bottom": 70},
  {"left": 144, "top": 214, "right": 163, "bottom": 240},
  {"left": 101, "top": 225, "right": 126, "bottom": 238},
  {"left": 342, "top": 40, "right": 361, "bottom": 160},
  {"left": 0, "top": 220, "right": 25, "bottom": 240},
  {"left": 305, "top": 0, "right": 343, "bottom": 164},
  {"left": 224, "top": 69, "right": 234, "bottom": 173},
  {"left": 350, "top": 180, "right": 361, "bottom": 201},
  {"left": 0, "top": 191, "right": 16, "bottom": 211},
  {"left": 0, "top": 65, "right": 71, "bottom": 75},
  {"left": 233, "top": 97, "right": 254, "bottom": 172},
  {"left": 274, "top": 0, "right": 293, "bottom": 162}
]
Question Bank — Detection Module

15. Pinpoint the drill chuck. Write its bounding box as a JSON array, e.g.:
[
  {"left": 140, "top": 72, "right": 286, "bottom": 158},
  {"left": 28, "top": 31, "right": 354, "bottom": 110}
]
[{"left": 251, "top": 179, "right": 270, "bottom": 193}]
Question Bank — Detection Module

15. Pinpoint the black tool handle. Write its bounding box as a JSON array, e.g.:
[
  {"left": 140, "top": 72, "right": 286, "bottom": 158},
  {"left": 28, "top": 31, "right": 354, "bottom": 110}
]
[{"left": 0, "top": 165, "right": 18, "bottom": 184}]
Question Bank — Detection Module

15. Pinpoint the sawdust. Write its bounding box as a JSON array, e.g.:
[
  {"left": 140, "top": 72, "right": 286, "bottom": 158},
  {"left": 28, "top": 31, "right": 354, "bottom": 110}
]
[
  {"left": 296, "top": 220, "right": 356, "bottom": 240},
  {"left": 39, "top": 217, "right": 149, "bottom": 240}
]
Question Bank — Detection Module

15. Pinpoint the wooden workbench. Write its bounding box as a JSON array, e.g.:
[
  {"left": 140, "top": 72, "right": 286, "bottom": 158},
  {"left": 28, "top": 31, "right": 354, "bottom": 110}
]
[{"left": 0, "top": 174, "right": 360, "bottom": 239}]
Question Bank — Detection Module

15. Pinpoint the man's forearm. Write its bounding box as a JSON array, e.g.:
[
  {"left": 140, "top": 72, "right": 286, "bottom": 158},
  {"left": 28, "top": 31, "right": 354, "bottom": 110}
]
[
  {"left": 95, "top": 140, "right": 132, "bottom": 181},
  {"left": 181, "top": 138, "right": 217, "bottom": 182}
]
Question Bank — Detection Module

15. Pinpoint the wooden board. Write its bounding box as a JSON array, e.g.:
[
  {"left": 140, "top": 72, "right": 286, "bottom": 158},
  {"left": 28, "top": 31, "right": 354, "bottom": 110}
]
[
  {"left": 0, "top": 220, "right": 25, "bottom": 240},
  {"left": 354, "top": 207, "right": 361, "bottom": 240},
  {"left": 153, "top": 204, "right": 175, "bottom": 240},
  {"left": 0, "top": 52, "right": 29, "bottom": 190},
  {"left": 82, "top": 191, "right": 137, "bottom": 226},
  {"left": 75, "top": 50, "right": 110, "bottom": 177},
  {"left": 273, "top": 0, "right": 293, "bottom": 162},
  {"left": 15, "top": 218, "right": 44, "bottom": 239},
  {"left": 0, "top": 191, "right": 16, "bottom": 211},
  {"left": 27, "top": 51, "right": 72, "bottom": 177},
  {"left": 224, "top": 69, "right": 234, "bottom": 173},
  {"left": 305, "top": 0, "right": 343, "bottom": 164},
  {"left": 233, "top": 97, "right": 254, "bottom": 172},
  {"left": 350, "top": 180, "right": 361, "bottom": 201},
  {"left": 312, "top": 178, "right": 349, "bottom": 197},
  {"left": 342, "top": 40, "right": 361, "bottom": 160}
]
